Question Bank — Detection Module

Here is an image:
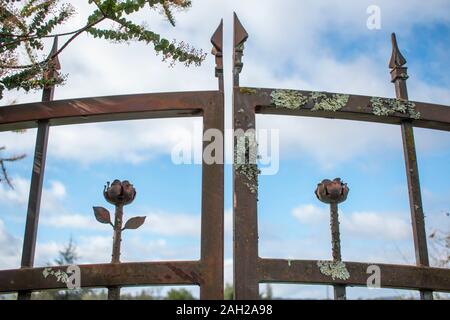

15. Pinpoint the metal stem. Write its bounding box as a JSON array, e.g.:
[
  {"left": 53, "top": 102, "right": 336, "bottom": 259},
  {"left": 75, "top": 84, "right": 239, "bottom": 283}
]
[
  {"left": 330, "top": 202, "right": 346, "bottom": 300},
  {"left": 108, "top": 203, "right": 123, "bottom": 300}
]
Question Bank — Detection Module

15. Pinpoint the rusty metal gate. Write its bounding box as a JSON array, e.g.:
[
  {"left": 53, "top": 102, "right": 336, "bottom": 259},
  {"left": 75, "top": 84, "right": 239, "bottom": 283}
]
[{"left": 0, "top": 15, "right": 449, "bottom": 300}]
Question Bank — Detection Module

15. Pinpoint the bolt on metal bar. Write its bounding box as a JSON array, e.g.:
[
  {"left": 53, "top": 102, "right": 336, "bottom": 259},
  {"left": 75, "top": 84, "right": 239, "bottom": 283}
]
[
  {"left": 18, "top": 37, "right": 59, "bottom": 300},
  {"left": 390, "top": 33, "right": 432, "bottom": 300}
]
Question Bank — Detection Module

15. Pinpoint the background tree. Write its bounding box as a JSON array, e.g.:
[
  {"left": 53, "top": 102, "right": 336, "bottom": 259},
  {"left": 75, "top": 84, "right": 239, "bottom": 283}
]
[
  {"left": 0, "top": 0, "right": 206, "bottom": 99},
  {"left": 32, "top": 238, "right": 91, "bottom": 300},
  {"left": 165, "top": 288, "right": 195, "bottom": 300},
  {"left": 0, "top": 146, "right": 25, "bottom": 188},
  {"left": 428, "top": 213, "right": 449, "bottom": 299}
]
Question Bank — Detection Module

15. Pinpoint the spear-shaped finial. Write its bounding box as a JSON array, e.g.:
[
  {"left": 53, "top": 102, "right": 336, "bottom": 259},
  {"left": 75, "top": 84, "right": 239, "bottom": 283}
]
[
  {"left": 233, "top": 13, "right": 248, "bottom": 85},
  {"left": 389, "top": 33, "right": 408, "bottom": 83},
  {"left": 233, "top": 12, "right": 248, "bottom": 50},
  {"left": 211, "top": 19, "right": 223, "bottom": 84}
]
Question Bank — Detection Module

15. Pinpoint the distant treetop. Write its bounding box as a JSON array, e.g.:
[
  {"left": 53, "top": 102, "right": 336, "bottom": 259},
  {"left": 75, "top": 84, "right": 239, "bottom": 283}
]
[{"left": 0, "top": 0, "right": 207, "bottom": 99}]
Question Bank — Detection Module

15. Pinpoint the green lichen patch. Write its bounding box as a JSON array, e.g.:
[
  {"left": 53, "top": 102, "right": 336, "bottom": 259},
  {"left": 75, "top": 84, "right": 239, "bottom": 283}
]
[
  {"left": 270, "top": 89, "right": 349, "bottom": 112},
  {"left": 240, "top": 87, "right": 257, "bottom": 95},
  {"left": 43, "top": 267, "right": 69, "bottom": 284},
  {"left": 236, "top": 163, "right": 260, "bottom": 194},
  {"left": 234, "top": 133, "right": 260, "bottom": 195},
  {"left": 371, "top": 97, "right": 420, "bottom": 119},
  {"left": 317, "top": 260, "right": 350, "bottom": 280},
  {"left": 311, "top": 92, "right": 349, "bottom": 112},
  {"left": 270, "top": 89, "right": 309, "bottom": 109}
]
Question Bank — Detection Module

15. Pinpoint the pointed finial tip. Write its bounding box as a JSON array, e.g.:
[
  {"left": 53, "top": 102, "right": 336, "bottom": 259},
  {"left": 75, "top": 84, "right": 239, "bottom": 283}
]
[
  {"left": 211, "top": 20, "right": 223, "bottom": 51},
  {"left": 389, "top": 32, "right": 406, "bottom": 69},
  {"left": 233, "top": 13, "right": 248, "bottom": 48}
]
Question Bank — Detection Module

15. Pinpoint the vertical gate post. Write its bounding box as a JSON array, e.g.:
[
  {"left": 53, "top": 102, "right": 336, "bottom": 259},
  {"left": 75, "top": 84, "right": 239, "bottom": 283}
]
[
  {"left": 389, "top": 33, "right": 433, "bottom": 300},
  {"left": 232, "top": 13, "right": 260, "bottom": 300},
  {"left": 199, "top": 20, "right": 225, "bottom": 300},
  {"left": 18, "top": 37, "right": 59, "bottom": 300}
]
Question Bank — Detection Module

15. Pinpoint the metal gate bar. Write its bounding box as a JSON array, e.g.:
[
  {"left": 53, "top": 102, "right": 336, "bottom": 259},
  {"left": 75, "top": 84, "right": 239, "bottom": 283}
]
[
  {"left": 0, "top": 21, "right": 225, "bottom": 300},
  {"left": 232, "top": 14, "right": 450, "bottom": 299}
]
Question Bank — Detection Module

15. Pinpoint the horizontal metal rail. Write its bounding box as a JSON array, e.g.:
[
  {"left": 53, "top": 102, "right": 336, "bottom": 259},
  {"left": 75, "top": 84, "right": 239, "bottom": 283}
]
[
  {"left": 258, "top": 259, "right": 450, "bottom": 292},
  {"left": 0, "top": 261, "right": 202, "bottom": 292},
  {"left": 238, "top": 87, "right": 450, "bottom": 131},
  {"left": 0, "top": 91, "right": 221, "bottom": 131}
]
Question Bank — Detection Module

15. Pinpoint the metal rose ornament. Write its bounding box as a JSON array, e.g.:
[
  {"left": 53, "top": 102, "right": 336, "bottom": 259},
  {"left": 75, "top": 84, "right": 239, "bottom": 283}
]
[
  {"left": 93, "top": 180, "right": 145, "bottom": 300},
  {"left": 103, "top": 179, "right": 136, "bottom": 205},
  {"left": 315, "top": 178, "right": 349, "bottom": 204}
]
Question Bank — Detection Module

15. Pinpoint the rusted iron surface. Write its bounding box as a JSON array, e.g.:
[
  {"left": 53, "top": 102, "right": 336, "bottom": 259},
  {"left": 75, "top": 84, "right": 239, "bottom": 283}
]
[
  {"left": 0, "top": 91, "right": 221, "bottom": 131},
  {"left": 199, "top": 90, "right": 225, "bottom": 300},
  {"left": 0, "top": 21, "right": 225, "bottom": 300},
  {"left": 2, "top": 15, "right": 450, "bottom": 300},
  {"left": 211, "top": 20, "right": 224, "bottom": 92},
  {"left": 390, "top": 33, "right": 433, "bottom": 300},
  {"left": 17, "top": 37, "right": 59, "bottom": 300},
  {"left": 231, "top": 14, "right": 449, "bottom": 300},
  {"left": 235, "top": 88, "right": 450, "bottom": 131},
  {"left": 233, "top": 12, "right": 248, "bottom": 87},
  {"left": 232, "top": 14, "right": 260, "bottom": 300},
  {"left": 259, "top": 259, "right": 450, "bottom": 292},
  {"left": 0, "top": 261, "right": 203, "bottom": 292}
]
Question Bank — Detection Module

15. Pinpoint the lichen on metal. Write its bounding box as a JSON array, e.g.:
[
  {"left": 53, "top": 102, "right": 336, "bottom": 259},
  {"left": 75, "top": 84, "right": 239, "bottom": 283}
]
[
  {"left": 371, "top": 97, "right": 420, "bottom": 119},
  {"left": 42, "top": 267, "right": 69, "bottom": 284},
  {"left": 270, "top": 89, "right": 308, "bottom": 109},
  {"left": 240, "top": 87, "right": 257, "bottom": 95},
  {"left": 317, "top": 260, "right": 350, "bottom": 281},
  {"left": 234, "top": 132, "right": 260, "bottom": 195},
  {"left": 311, "top": 92, "right": 350, "bottom": 112},
  {"left": 270, "top": 89, "right": 349, "bottom": 112}
]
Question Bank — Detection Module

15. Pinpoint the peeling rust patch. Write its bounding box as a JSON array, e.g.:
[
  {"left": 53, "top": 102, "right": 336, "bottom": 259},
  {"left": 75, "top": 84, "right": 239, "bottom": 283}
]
[{"left": 167, "top": 264, "right": 204, "bottom": 285}]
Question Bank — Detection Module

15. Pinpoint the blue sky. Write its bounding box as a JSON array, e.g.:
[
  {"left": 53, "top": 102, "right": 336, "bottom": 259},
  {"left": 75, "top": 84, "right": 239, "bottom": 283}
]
[{"left": 1, "top": 0, "right": 449, "bottom": 299}]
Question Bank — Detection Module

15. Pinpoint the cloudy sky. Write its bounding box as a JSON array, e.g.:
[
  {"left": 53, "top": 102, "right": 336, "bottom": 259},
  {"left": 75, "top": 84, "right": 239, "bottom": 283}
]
[{"left": 1, "top": 0, "right": 449, "bottom": 299}]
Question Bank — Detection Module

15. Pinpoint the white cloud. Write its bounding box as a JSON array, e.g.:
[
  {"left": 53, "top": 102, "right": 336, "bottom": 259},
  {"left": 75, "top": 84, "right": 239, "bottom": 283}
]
[
  {"left": 42, "top": 213, "right": 107, "bottom": 231},
  {"left": 0, "top": 177, "right": 29, "bottom": 207},
  {"left": 0, "top": 177, "right": 67, "bottom": 213},
  {"left": 143, "top": 211, "right": 200, "bottom": 237},
  {"left": 41, "top": 207, "right": 201, "bottom": 238},
  {"left": 292, "top": 204, "right": 328, "bottom": 224},
  {"left": 0, "top": 219, "right": 21, "bottom": 270},
  {"left": 2, "top": 0, "right": 450, "bottom": 168},
  {"left": 3, "top": 119, "right": 203, "bottom": 166},
  {"left": 342, "top": 211, "right": 411, "bottom": 241},
  {"left": 291, "top": 204, "right": 411, "bottom": 241},
  {"left": 33, "top": 235, "right": 173, "bottom": 266}
]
